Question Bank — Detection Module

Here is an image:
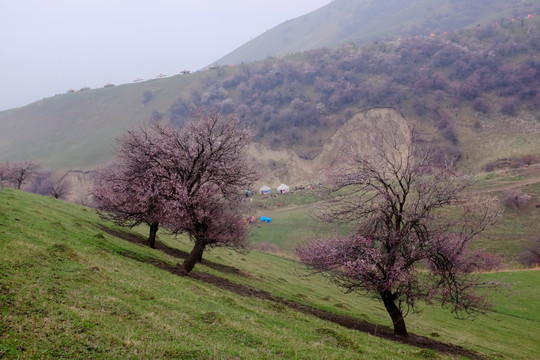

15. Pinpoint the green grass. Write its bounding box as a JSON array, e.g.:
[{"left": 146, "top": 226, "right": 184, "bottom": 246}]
[
  {"left": 244, "top": 191, "right": 350, "bottom": 252},
  {"left": 244, "top": 172, "right": 540, "bottom": 264},
  {"left": 1, "top": 188, "right": 539, "bottom": 359},
  {"left": 0, "top": 73, "right": 200, "bottom": 168}
]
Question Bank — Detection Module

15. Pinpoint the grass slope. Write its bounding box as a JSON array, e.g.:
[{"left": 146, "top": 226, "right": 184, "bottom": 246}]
[
  {"left": 0, "top": 74, "right": 200, "bottom": 168},
  {"left": 1, "top": 189, "right": 539, "bottom": 359}
]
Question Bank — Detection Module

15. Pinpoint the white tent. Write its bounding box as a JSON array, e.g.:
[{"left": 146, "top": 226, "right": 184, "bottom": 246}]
[
  {"left": 259, "top": 185, "right": 271, "bottom": 195},
  {"left": 277, "top": 183, "right": 290, "bottom": 194}
]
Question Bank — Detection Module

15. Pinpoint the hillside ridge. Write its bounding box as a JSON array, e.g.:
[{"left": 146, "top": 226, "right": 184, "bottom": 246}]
[{"left": 213, "top": 0, "right": 531, "bottom": 66}]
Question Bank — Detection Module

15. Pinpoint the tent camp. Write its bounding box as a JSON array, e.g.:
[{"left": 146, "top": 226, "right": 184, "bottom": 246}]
[
  {"left": 277, "top": 184, "right": 290, "bottom": 194},
  {"left": 259, "top": 185, "right": 271, "bottom": 195}
]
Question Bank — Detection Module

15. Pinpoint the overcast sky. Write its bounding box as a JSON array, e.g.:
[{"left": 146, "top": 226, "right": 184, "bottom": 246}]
[{"left": 0, "top": 0, "right": 331, "bottom": 111}]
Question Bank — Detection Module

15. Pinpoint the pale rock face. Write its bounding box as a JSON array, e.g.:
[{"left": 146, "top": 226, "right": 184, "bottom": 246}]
[{"left": 249, "top": 107, "right": 408, "bottom": 186}]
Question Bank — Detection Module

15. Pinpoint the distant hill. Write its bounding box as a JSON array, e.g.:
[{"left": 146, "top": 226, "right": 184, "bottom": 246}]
[
  {"left": 0, "top": 0, "right": 539, "bottom": 184},
  {"left": 213, "top": 0, "right": 531, "bottom": 66},
  {"left": 0, "top": 75, "right": 198, "bottom": 169}
]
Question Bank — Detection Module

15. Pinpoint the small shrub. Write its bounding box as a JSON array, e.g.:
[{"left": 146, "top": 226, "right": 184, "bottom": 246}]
[
  {"left": 198, "top": 311, "right": 219, "bottom": 324},
  {"left": 316, "top": 328, "right": 359, "bottom": 351},
  {"left": 473, "top": 98, "right": 489, "bottom": 113},
  {"left": 142, "top": 89, "right": 154, "bottom": 104},
  {"left": 501, "top": 97, "right": 517, "bottom": 116},
  {"left": 521, "top": 154, "right": 535, "bottom": 166},
  {"left": 501, "top": 188, "right": 531, "bottom": 210},
  {"left": 519, "top": 238, "right": 540, "bottom": 267},
  {"left": 416, "top": 349, "right": 438, "bottom": 359},
  {"left": 251, "top": 242, "right": 280, "bottom": 254}
]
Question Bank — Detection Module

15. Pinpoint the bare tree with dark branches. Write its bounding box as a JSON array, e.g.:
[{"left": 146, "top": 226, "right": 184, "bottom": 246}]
[
  {"left": 5, "top": 160, "right": 41, "bottom": 190},
  {"left": 297, "top": 125, "right": 501, "bottom": 336}
]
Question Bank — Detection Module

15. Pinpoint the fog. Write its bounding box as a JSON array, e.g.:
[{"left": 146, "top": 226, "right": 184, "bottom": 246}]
[{"left": 0, "top": 0, "right": 330, "bottom": 111}]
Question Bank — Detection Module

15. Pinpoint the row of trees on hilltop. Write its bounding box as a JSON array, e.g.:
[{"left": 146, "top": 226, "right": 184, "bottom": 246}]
[{"left": 163, "top": 16, "right": 540, "bottom": 160}]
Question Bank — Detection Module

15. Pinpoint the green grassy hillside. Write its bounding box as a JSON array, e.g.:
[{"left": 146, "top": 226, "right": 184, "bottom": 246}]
[
  {"left": 1, "top": 188, "right": 539, "bottom": 359},
  {"left": 0, "top": 74, "right": 200, "bottom": 168}
]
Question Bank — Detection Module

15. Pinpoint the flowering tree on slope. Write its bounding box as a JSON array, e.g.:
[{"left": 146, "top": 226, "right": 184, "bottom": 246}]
[
  {"left": 297, "top": 127, "right": 501, "bottom": 336},
  {"left": 93, "top": 109, "right": 257, "bottom": 272},
  {"left": 152, "top": 109, "right": 258, "bottom": 273},
  {"left": 0, "top": 160, "right": 40, "bottom": 190},
  {"left": 92, "top": 128, "right": 170, "bottom": 249}
]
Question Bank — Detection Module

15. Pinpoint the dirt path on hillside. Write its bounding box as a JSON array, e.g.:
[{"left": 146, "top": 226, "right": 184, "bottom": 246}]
[
  {"left": 186, "top": 271, "right": 488, "bottom": 360},
  {"left": 475, "top": 175, "right": 540, "bottom": 194},
  {"left": 98, "top": 225, "right": 489, "bottom": 360}
]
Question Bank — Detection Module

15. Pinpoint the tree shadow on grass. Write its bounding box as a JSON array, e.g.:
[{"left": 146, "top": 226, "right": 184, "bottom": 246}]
[
  {"left": 96, "top": 224, "right": 245, "bottom": 276},
  {"left": 97, "top": 224, "right": 488, "bottom": 360}
]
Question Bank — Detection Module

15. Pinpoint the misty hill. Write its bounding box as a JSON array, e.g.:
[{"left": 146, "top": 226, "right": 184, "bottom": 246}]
[
  {"left": 0, "top": 1, "right": 539, "bottom": 184},
  {"left": 214, "top": 0, "right": 532, "bottom": 67}
]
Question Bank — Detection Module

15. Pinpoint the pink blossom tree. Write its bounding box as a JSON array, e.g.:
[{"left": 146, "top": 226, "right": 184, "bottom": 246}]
[
  {"left": 148, "top": 109, "right": 258, "bottom": 273},
  {"left": 0, "top": 161, "right": 10, "bottom": 190},
  {"left": 49, "top": 175, "right": 71, "bottom": 200},
  {"left": 92, "top": 109, "right": 257, "bottom": 271},
  {"left": 3, "top": 160, "right": 41, "bottom": 190},
  {"left": 297, "top": 127, "right": 500, "bottom": 336},
  {"left": 26, "top": 169, "right": 71, "bottom": 199},
  {"left": 92, "top": 135, "right": 170, "bottom": 249}
]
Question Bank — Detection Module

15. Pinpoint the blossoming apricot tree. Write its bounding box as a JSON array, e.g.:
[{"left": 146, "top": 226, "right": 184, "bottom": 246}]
[
  {"left": 297, "top": 127, "right": 500, "bottom": 336},
  {"left": 93, "top": 109, "right": 257, "bottom": 272}
]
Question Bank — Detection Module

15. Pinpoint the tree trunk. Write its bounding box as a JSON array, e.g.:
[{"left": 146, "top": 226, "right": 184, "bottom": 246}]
[
  {"left": 147, "top": 222, "right": 159, "bottom": 249},
  {"left": 380, "top": 291, "right": 408, "bottom": 336},
  {"left": 181, "top": 240, "right": 206, "bottom": 274}
]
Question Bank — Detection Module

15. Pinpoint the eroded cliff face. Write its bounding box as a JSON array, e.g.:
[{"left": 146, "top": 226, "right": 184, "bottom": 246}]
[
  {"left": 60, "top": 169, "right": 97, "bottom": 205},
  {"left": 249, "top": 107, "right": 409, "bottom": 187}
]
